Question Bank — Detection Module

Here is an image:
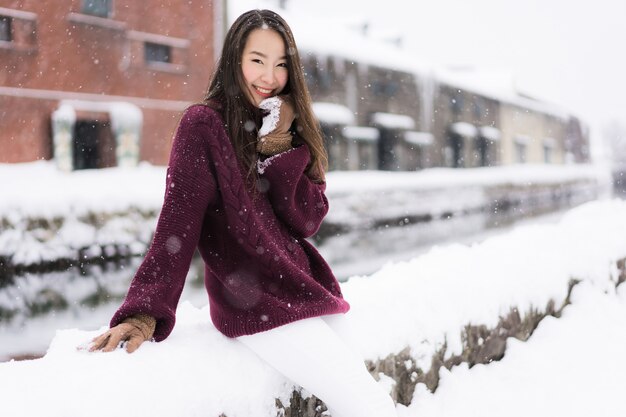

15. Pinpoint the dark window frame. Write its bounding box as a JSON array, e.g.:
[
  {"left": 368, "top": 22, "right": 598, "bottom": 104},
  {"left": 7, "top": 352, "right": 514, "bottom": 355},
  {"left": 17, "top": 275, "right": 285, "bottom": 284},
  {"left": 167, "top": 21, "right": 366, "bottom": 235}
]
[
  {"left": 0, "top": 15, "right": 12, "bottom": 42},
  {"left": 472, "top": 98, "right": 484, "bottom": 120},
  {"left": 144, "top": 42, "right": 172, "bottom": 64},
  {"left": 451, "top": 93, "right": 464, "bottom": 115},
  {"left": 303, "top": 57, "right": 332, "bottom": 93},
  {"left": 375, "top": 80, "right": 399, "bottom": 97},
  {"left": 81, "top": 0, "right": 113, "bottom": 18},
  {"left": 515, "top": 142, "right": 527, "bottom": 164}
]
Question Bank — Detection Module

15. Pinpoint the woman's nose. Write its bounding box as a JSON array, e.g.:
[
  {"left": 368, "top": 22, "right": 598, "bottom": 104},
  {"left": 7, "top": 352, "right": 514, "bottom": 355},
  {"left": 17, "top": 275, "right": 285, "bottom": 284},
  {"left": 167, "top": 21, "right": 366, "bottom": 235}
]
[{"left": 260, "top": 67, "right": 275, "bottom": 84}]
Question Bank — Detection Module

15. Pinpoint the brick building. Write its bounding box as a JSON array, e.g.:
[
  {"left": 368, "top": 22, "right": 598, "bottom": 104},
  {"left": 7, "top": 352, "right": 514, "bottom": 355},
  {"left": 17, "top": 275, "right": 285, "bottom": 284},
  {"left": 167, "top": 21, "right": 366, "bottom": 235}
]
[{"left": 0, "top": 0, "right": 223, "bottom": 168}]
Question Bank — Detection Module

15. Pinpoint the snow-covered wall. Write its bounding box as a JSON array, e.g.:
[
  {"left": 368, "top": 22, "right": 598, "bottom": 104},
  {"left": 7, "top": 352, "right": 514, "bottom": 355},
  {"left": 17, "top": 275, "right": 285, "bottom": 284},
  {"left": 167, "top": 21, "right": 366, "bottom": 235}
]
[{"left": 0, "top": 162, "right": 609, "bottom": 274}]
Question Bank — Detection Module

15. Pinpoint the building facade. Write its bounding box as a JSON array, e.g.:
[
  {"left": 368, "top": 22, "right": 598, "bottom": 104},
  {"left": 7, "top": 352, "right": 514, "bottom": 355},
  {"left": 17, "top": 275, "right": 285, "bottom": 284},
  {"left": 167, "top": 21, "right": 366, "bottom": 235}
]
[
  {"left": 304, "top": 52, "right": 433, "bottom": 172},
  {"left": 1, "top": 2, "right": 590, "bottom": 172},
  {"left": 432, "top": 82, "right": 501, "bottom": 168},
  {"left": 0, "top": 0, "right": 221, "bottom": 168}
]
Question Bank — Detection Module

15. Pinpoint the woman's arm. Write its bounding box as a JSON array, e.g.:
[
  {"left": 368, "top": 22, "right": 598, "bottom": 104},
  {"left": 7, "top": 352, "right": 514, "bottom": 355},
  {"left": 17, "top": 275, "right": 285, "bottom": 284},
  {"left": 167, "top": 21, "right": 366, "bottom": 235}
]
[
  {"left": 258, "top": 144, "right": 329, "bottom": 238},
  {"left": 256, "top": 96, "right": 329, "bottom": 238},
  {"left": 108, "top": 105, "right": 218, "bottom": 342}
]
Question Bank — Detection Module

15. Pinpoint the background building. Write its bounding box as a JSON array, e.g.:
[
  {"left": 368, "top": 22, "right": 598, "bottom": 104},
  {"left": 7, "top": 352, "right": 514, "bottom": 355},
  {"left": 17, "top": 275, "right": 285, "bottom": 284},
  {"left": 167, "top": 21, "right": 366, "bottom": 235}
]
[
  {"left": 0, "top": 0, "right": 222, "bottom": 168},
  {"left": 1, "top": 1, "right": 590, "bottom": 172}
]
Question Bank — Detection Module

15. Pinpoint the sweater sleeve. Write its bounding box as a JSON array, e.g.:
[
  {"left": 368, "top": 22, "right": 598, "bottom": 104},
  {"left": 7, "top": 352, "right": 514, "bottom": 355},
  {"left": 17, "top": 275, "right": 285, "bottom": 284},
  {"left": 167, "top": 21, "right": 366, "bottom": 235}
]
[
  {"left": 257, "top": 144, "right": 329, "bottom": 238},
  {"left": 110, "top": 106, "right": 218, "bottom": 341}
]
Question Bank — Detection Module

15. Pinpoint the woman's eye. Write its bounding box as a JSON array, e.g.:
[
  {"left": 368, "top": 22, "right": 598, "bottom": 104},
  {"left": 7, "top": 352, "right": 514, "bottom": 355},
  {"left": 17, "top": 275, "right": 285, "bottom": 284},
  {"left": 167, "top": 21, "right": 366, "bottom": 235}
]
[
  {"left": 277, "top": 62, "right": 288, "bottom": 68},
  {"left": 252, "top": 59, "right": 263, "bottom": 64}
]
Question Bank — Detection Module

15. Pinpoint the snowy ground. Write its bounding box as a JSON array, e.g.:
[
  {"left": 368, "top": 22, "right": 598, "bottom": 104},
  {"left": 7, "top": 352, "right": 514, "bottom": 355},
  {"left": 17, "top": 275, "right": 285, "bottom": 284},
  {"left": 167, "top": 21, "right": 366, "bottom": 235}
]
[
  {"left": 1, "top": 198, "right": 626, "bottom": 417},
  {"left": 405, "top": 280, "right": 626, "bottom": 417}
]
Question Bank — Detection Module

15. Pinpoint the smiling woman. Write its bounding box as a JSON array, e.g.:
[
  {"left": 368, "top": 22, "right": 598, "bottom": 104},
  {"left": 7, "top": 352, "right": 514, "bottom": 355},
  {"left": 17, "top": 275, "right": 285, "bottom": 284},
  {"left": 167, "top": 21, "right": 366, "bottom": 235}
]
[
  {"left": 241, "top": 28, "right": 289, "bottom": 105},
  {"left": 203, "top": 9, "right": 327, "bottom": 184},
  {"left": 87, "top": 8, "right": 398, "bottom": 417}
]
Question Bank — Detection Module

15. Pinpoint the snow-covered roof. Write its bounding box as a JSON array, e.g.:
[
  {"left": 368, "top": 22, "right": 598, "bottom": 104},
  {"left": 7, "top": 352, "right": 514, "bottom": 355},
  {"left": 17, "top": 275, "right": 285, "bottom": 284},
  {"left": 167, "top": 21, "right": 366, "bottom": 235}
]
[
  {"left": 51, "top": 103, "right": 77, "bottom": 124},
  {"left": 404, "top": 131, "right": 434, "bottom": 146},
  {"left": 227, "top": 0, "right": 432, "bottom": 77},
  {"left": 436, "top": 68, "right": 572, "bottom": 120},
  {"left": 371, "top": 112, "right": 415, "bottom": 130},
  {"left": 514, "top": 134, "right": 532, "bottom": 145},
  {"left": 342, "top": 126, "right": 380, "bottom": 142},
  {"left": 479, "top": 126, "right": 501, "bottom": 141},
  {"left": 543, "top": 137, "right": 557, "bottom": 147},
  {"left": 57, "top": 100, "right": 143, "bottom": 133},
  {"left": 312, "top": 102, "right": 355, "bottom": 125},
  {"left": 449, "top": 122, "right": 478, "bottom": 137}
]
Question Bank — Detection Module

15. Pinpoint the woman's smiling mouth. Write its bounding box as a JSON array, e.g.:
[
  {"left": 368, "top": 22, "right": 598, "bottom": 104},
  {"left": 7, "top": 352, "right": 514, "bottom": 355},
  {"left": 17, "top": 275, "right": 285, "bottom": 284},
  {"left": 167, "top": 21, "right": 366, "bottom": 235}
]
[{"left": 254, "top": 85, "right": 273, "bottom": 97}]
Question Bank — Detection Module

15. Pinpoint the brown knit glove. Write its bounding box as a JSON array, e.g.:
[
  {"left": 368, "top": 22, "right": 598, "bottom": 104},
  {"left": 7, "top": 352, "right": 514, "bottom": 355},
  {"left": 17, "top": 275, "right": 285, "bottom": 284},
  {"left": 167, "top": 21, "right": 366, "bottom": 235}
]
[
  {"left": 257, "top": 95, "right": 295, "bottom": 156},
  {"left": 89, "top": 313, "right": 156, "bottom": 353}
]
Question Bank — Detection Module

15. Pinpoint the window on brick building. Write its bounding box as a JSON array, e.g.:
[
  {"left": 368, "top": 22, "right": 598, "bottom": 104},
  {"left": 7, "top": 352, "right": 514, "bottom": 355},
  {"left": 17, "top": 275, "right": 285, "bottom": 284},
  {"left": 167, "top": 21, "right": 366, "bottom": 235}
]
[
  {"left": 82, "top": 0, "right": 112, "bottom": 18},
  {"left": 145, "top": 42, "right": 171, "bottom": 64},
  {"left": 0, "top": 16, "right": 12, "bottom": 41}
]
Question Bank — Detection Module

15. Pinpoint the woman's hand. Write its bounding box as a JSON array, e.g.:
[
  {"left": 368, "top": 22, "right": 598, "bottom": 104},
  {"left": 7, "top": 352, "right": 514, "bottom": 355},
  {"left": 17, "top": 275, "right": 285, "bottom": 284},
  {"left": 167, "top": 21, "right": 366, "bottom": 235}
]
[
  {"left": 89, "top": 314, "right": 156, "bottom": 353},
  {"left": 257, "top": 95, "right": 295, "bottom": 156}
]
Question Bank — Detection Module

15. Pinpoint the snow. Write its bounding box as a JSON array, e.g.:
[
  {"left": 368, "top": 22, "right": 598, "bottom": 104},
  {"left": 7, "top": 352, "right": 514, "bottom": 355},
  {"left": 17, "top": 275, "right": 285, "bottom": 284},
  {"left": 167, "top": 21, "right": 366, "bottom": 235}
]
[
  {"left": 0, "top": 303, "right": 293, "bottom": 417},
  {"left": 312, "top": 102, "right": 356, "bottom": 125},
  {"left": 105, "top": 101, "right": 143, "bottom": 134},
  {"left": 51, "top": 103, "right": 77, "bottom": 125},
  {"left": 0, "top": 161, "right": 161, "bottom": 266},
  {"left": 342, "top": 125, "right": 380, "bottom": 141},
  {"left": 2, "top": 198, "right": 626, "bottom": 416},
  {"left": 0, "top": 160, "right": 165, "bottom": 219},
  {"left": 0, "top": 159, "right": 610, "bottom": 273},
  {"left": 325, "top": 163, "right": 608, "bottom": 194},
  {"left": 514, "top": 134, "right": 532, "bottom": 145},
  {"left": 543, "top": 137, "right": 557, "bottom": 148},
  {"left": 1, "top": 1, "right": 620, "bottom": 413},
  {"left": 406, "top": 280, "right": 626, "bottom": 417},
  {"left": 404, "top": 131, "right": 434, "bottom": 146},
  {"left": 435, "top": 67, "right": 573, "bottom": 120},
  {"left": 225, "top": 0, "right": 431, "bottom": 80},
  {"left": 371, "top": 112, "right": 416, "bottom": 130},
  {"left": 449, "top": 121, "right": 478, "bottom": 137},
  {"left": 478, "top": 125, "right": 501, "bottom": 141},
  {"left": 258, "top": 96, "right": 283, "bottom": 137},
  {"left": 2, "top": 159, "right": 606, "bottom": 225}
]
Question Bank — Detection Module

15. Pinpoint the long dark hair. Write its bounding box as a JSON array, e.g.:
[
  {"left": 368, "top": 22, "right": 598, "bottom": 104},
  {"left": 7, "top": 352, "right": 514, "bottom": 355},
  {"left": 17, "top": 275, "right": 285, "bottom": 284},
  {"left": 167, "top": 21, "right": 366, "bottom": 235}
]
[{"left": 204, "top": 9, "right": 328, "bottom": 184}]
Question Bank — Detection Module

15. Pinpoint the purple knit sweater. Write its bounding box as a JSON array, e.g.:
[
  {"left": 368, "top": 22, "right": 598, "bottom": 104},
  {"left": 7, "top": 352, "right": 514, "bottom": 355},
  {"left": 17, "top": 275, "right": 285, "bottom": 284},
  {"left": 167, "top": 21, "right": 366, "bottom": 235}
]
[{"left": 110, "top": 104, "right": 350, "bottom": 340}]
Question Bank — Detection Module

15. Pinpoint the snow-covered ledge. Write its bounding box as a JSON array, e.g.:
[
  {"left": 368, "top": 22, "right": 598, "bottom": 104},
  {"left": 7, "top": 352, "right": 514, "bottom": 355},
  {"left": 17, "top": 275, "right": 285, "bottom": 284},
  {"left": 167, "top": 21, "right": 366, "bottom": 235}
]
[
  {"left": 312, "top": 102, "right": 356, "bottom": 126},
  {"left": 2, "top": 200, "right": 626, "bottom": 416}
]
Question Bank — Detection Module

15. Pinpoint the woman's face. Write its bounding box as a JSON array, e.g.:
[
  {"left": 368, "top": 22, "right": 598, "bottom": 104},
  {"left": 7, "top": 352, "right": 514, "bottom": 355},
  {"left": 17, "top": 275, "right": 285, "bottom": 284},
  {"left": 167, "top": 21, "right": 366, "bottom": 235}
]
[{"left": 241, "top": 28, "right": 289, "bottom": 106}]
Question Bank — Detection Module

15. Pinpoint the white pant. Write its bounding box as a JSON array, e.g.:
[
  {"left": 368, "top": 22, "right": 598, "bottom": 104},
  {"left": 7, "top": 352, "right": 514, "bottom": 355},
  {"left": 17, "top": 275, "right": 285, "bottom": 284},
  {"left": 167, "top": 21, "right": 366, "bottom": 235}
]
[{"left": 237, "top": 313, "right": 397, "bottom": 417}]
